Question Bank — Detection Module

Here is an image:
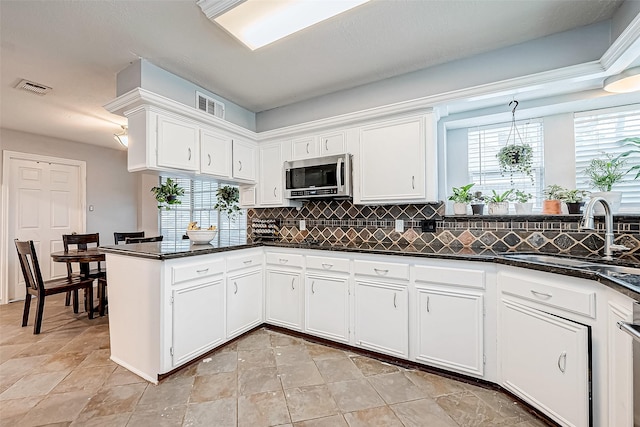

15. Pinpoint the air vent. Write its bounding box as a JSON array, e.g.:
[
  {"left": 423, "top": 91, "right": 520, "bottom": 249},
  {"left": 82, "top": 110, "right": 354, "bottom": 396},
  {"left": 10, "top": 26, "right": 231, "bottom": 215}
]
[
  {"left": 196, "top": 91, "right": 225, "bottom": 119},
  {"left": 15, "top": 79, "right": 52, "bottom": 95}
]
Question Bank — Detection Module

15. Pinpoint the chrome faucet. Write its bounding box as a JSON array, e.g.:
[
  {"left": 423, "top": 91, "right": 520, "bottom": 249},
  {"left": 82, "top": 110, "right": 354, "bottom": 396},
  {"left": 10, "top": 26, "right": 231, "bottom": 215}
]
[{"left": 579, "top": 197, "right": 629, "bottom": 260}]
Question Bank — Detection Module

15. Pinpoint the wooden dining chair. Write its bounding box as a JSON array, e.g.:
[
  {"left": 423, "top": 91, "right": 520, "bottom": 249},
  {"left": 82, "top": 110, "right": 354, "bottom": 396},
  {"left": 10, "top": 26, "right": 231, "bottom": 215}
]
[
  {"left": 114, "top": 231, "right": 144, "bottom": 245},
  {"left": 15, "top": 240, "right": 95, "bottom": 334},
  {"left": 62, "top": 233, "right": 105, "bottom": 311},
  {"left": 125, "top": 235, "right": 164, "bottom": 244}
]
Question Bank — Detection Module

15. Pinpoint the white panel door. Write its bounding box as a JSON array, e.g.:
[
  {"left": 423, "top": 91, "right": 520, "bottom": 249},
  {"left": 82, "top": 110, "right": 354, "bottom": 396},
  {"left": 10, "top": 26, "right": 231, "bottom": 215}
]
[{"left": 7, "top": 157, "right": 83, "bottom": 301}]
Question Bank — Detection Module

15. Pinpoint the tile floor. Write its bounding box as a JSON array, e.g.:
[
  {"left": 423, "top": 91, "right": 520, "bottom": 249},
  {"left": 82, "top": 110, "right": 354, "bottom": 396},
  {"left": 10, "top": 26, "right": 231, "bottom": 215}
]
[{"left": 0, "top": 294, "right": 552, "bottom": 426}]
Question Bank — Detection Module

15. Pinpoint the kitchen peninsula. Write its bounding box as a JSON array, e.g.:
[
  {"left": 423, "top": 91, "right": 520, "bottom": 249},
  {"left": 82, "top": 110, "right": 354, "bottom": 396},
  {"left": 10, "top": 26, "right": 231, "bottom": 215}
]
[{"left": 101, "top": 238, "right": 639, "bottom": 427}]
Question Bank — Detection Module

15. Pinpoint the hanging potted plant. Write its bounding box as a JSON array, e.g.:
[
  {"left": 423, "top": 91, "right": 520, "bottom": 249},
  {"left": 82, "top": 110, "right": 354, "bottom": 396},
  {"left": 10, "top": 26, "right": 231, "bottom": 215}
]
[
  {"left": 584, "top": 152, "right": 627, "bottom": 214},
  {"left": 513, "top": 190, "right": 533, "bottom": 215},
  {"left": 213, "top": 185, "right": 241, "bottom": 220},
  {"left": 150, "top": 178, "right": 184, "bottom": 210},
  {"left": 542, "top": 184, "right": 565, "bottom": 214},
  {"left": 448, "top": 183, "right": 474, "bottom": 215},
  {"left": 486, "top": 189, "right": 513, "bottom": 215},
  {"left": 561, "top": 189, "right": 589, "bottom": 215},
  {"left": 496, "top": 101, "right": 535, "bottom": 185}
]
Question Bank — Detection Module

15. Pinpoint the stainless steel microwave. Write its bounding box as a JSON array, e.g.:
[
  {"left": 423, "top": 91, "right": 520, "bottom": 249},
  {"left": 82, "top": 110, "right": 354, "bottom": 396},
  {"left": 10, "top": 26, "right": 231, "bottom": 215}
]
[{"left": 284, "top": 154, "right": 352, "bottom": 199}]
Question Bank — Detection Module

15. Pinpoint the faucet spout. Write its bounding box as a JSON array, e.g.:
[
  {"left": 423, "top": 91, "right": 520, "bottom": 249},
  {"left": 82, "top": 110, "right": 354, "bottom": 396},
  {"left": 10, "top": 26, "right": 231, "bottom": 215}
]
[{"left": 580, "top": 197, "right": 621, "bottom": 260}]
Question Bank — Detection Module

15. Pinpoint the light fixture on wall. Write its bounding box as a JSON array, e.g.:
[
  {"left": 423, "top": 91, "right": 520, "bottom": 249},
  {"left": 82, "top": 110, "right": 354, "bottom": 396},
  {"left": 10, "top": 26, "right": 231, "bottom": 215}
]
[
  {"left": 198, "top": 0, "right": 371, "bottom": 50},
  {"left": 603, "top": 66, "right": 640, "bottom": 93},
  {"left": 113, "top": 125, "right": 128, "bottom": 148}
]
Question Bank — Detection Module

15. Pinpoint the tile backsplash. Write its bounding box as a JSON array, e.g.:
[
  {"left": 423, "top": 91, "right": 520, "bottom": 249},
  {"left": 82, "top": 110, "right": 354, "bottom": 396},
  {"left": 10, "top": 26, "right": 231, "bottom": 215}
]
[{"left": 248, "top": 200, "right": 640, "bottom": 260}]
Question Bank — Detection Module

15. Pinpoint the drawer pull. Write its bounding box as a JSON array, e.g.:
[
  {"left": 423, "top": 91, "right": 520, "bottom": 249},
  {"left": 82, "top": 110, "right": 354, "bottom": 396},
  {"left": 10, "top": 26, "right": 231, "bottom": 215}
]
[
  {"left": 557, "top": 351, "right": 567, "bottom": 373},
  {"left": 188, "top": 148, "right": 192, "bottom": 160},
  {"left": 426, "top": 296, "right": 430, "bottom": 313},
  {"left": 530, "top": 289, "right": 552, "bottom": 299},
  {"left": 207, "top": 154, "right": 211, "bottom": 166},
  {"left": 412, "top": 175, "right": 415, "bottom": 189},
  {"left": 273, "top": 187, "right": 277, "bottom": 197},
  {"left": 393, "top": 293, "right": 397, "bottom": 308},
  {"left": 238, "top": 160, "right": 243, "bottom": 171},
  {"left": 306, "top": 142, "right": 310, "bottom": 154},
  {"left": 311, "top": 281, "right": 315, "bottom": 294},
  {"left": 321, "top": 263, "right": 333, "bottom": 269},
  {"left": 234, "top": 282, "right": 238, "bottom": 294},
  {"left": 196, "top": 268, "right": 209, "bottom": 274},
  {"left": 279, "top": 258, "right": 288, "bottom": 264},
  {"left": 325, "top": 139, "right": 328, "bottom": 151},
  {"left": 291, "top": 277, "right": 295, "bottom": 290},
  {"left": 374, "top": 268, "right": 389, "bottom": 275},
  {"left": 243, "top": 260, "right": 253, "bottom": 265}
]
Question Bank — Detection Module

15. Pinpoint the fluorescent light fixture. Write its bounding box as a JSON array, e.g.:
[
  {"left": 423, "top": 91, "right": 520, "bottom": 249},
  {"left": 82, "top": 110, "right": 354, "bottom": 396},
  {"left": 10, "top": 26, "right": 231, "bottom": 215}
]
[
  {"left": 114, "top": 125, "right": 128, "bottom": 148},
  {"left": 603, "top": 67, "right": 640, "bottom": 93},
  {"left": 214, "top": 0, "right": 371, "bottom": 50}
]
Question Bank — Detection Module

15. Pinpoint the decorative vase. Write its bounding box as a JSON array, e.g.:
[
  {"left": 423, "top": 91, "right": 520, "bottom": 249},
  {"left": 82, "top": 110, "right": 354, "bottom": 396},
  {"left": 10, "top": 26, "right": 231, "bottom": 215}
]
[
  {"left": 589, "top": 191, "right": 622, "bottom": 215},
  {"left": 514, "top": 202, "right": 533, "bottom": 215},
  {"left": 471, "top": 204, "right": 485, "bottom": 215},
  {"left": 542, "top": 199, "right": 562, "bottom": 214},
  {"left": 453, "top": 202, "right": 468, "bottom": 215},
  {"left": 488, "top": 202, "right": 509, "bottom": 215},
  {"left": 565, "top": 202, "right": 585, "bottom": 215}
]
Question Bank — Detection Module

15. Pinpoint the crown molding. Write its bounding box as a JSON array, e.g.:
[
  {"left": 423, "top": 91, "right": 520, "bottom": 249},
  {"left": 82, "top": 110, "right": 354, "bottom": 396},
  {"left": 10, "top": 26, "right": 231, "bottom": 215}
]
[
  {"left": 196, "top": 0, "right": 245, "bottom": 19},
  {"left": 600, "top": 12, "right": 640, "bottom": 75}
]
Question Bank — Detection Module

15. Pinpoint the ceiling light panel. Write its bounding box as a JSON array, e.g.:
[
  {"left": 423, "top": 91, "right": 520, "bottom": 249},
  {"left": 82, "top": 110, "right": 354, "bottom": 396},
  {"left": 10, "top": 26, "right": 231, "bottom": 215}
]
[{"left": 214, "top": 0, "right": 371, "bottom": 50}]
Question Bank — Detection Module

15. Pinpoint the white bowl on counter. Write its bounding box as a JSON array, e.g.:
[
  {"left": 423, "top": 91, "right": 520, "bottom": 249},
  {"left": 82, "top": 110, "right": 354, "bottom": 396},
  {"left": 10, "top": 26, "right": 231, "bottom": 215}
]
[{"left": 186, "top": 229, "right": 218, "bottom": 244}]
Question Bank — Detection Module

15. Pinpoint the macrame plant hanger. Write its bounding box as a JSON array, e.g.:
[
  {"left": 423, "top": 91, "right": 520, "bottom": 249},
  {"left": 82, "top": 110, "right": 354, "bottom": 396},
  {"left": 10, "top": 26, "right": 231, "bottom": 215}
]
[{"left": 506, "top": 100, "right": 523, "bottom": 159}]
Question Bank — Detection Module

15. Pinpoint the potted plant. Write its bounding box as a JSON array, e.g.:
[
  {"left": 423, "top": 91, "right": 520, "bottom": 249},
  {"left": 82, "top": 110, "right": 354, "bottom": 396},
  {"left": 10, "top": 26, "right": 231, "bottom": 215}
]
[
  {"left": 150, "top": 177, "right": 184, "bottom": 210},
  {"left": 542, "top": 184, "right": 565, "bottom": 214},
  {"left": 471, "top": 191, "right": 485, "bottom": 215},
  {"left": 615, "top": 137, "right": 639, "bottom": 179},
  {"left": 213, "top": 185, "right": 241, "bottom": 220},
  {"left": 448, "top": 183, "right": 474, "bottom": 215},
  {"left": 561, "top": 189, "right": 589, "bottom": 214},
  {"left": 584, "top": 152, "right": 627, "bottom": 214},
  {"left": 513, "top": 190, "right": 533, "bottom": 214},
  {"left": 486, "top": 189, "right": 513, "bottom": 215},
  {"left": 497, "top": 144, "right": 534, "bottom": 185}
]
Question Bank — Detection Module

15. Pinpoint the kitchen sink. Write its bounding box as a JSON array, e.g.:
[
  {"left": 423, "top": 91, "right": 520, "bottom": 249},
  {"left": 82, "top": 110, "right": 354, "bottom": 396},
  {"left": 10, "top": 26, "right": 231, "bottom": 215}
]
[
  {"left": 502, "top": 254, "right": 601, "bottom": 269},
  {"left": 584, "top": 265, "right": 640, "bottom": 275}
]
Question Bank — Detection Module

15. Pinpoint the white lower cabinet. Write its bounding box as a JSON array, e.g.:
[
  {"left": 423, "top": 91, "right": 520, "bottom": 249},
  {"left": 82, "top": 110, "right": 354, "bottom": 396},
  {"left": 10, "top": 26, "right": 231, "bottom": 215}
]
[
  {"left": 500, "top": 299, "right": 590, "bottom": 427},
  {"left": 266, "top": 269, "right": 303, "bottom": 331},
  {"left": 226, "top": 269, "right": 263, "bottom": 339},
  {"left": 171, "top": 278, "right": 225, "bottom": 367},
  {"left": 354, "top": 279, "right": 408, "bottom": 358},
  {"left": 305, "top": 275, "right": 349, "bottom": 343}
]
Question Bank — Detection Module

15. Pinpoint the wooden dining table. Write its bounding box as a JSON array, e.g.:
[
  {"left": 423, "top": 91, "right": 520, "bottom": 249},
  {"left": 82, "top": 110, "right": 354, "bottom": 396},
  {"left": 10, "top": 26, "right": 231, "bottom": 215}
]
[{"left": 50, "top": 247, "right": 105, "bottom": 277}]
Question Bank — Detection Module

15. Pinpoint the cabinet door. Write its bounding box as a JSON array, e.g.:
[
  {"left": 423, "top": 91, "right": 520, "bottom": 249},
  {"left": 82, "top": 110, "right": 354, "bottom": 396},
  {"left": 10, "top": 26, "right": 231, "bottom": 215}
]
[
  {"left": 266, "top": 270, "right": 303, "bottom": 331},
  {"left": 157, "top": 114, "right": 199, "bottom": 171},
  {"left": 200, "top": 129, "right": 231, "bottom": 178},
  {"left": 359, "top": 116, "right": 425, "bottom": 202},
  {"left": 607, "top": 301, "right": 633, "bottom": 427},
  {"left": 416, "top": 287, "right": 484, "bottom": 376},
  {"left": 172, "top": 279, "right": 224, "bottom": 366},
  {"left": 305, "top": 275, "right": 349, "bottom": 343},
  {"left": 232, "top": 139, "right": 256, "bottom": 182},
  {"left": 259, "top": 143, "right": 284, "bottom": 205},
  {"left": 354, "top": 280, "right": 408, "bottom": 358},
  {"left": 292, "top": 136, "right": 318, "bottom": 160},
  {"left": 319, "top": 132, "right": 345, "bottom": 155},
  {"left": 500, "top": 299, "right": 590, "bottom": 427},
  {"left": 227, "top": 270, "right": 263, "bottom": 339},
  {"left": 239, "top": 185, "right": 256, "bottom": 208}
]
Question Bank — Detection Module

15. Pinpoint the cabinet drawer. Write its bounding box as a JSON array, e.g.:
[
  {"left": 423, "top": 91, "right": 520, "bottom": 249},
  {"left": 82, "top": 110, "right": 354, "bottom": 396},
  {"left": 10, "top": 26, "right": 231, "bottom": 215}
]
[
  {"left": 500, "top": 272, "right": 596, "bottom": 318},
  {"left": 266, "top": 252, "right": 303, "bottom": 268},
  {"left": 306, "top": 256, "right": 350, "bottom": 273},
  {"left": 227, "top": 252, "right": 263, "bottom": 272},
  {"left": 354, "top": 260, "right": 409, "bottom": 280},
  {"left": 172, "top": 258, "right": 225, "bottom": 285},
  {"left": 414, "top": 265, "right": 485, "bottom": 289}
]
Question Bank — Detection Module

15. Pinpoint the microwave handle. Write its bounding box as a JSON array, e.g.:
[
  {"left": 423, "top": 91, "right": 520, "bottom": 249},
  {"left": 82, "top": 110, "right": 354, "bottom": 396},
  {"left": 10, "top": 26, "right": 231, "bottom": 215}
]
[{"left": 336, "top": 157, "right": 344, "bottom": 191}]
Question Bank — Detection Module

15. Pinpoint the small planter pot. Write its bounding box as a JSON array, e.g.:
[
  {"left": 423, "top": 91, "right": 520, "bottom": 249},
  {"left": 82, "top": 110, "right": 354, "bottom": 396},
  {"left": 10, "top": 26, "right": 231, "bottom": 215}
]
[
  {"left": 542, "top": 199, "right": 562, "bottom": 214},
  {"left": 488, "top": 202, "right": 509, "bottom": 215},
  {"left": 453, "top": 202, "right": 468, "bottom": 215},
  {"left": 471, "top": 204, "right": 485, "bottom": 215},
  {"left": 565, "top": 202, "right": 585, "bottom": 215},
  {"left": 514, "top": 202, "right": 533, "bottom": 215}
]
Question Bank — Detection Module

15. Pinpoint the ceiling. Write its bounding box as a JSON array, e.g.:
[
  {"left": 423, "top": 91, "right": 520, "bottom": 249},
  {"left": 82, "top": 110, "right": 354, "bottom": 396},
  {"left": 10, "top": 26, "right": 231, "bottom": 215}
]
[{"left": 0, "top": 0, "right": 629, "bottom": 149}]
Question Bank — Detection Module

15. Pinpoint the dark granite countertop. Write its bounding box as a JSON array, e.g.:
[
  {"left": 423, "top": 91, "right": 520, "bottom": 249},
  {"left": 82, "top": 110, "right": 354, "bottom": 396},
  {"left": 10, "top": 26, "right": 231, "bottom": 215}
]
[{"left": 100, "top": 239, "right": 640, "bottom": 301}]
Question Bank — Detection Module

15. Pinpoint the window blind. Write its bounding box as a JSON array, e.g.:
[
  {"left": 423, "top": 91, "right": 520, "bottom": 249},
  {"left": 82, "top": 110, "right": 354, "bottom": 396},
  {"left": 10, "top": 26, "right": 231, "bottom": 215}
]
[
  {"left": 574, "top": 105, "right": 640, "bottom": 212},
  {"left": 468, "top": 119, "right": 544, "bottom": 206},
  {"left": 159, "top": 176, "right": 247, "bottom": 245}
]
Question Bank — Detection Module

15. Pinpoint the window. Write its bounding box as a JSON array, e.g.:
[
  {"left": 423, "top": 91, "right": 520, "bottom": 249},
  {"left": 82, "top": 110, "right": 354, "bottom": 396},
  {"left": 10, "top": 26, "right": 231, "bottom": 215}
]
[
  {"left": 468, "top": 119, "right": 544, "bottom": 205},
  {"left": 574, "top": 105, "right": 640, "bottom": 212},
  {"left": 159, "top": 176, "right": 247, "bottom": 245}
]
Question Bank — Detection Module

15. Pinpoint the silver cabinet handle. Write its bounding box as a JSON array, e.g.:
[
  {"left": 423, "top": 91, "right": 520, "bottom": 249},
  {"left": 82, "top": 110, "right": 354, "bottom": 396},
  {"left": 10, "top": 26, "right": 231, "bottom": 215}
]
[
  {"left": 306, "top": 142, "right": 310, "bottom": 154},
  {"left": 325, "top": 139, "right": 329, "bottom": 151},
  {"left": 207, "top": 154, "right": 211, "bottom": 166},
  {"left": 279, "top": 258, "right": 288, "bottom": 264},
  {"left": 393, "top": 293, "right": 397, "bottom": 308},
  {"left": 618, "top": 321, "right": 640, "bottom": 341},
  {"left": 321, "top": 263, "right": 333, "bottom": 269},
  {"left": 243, "top": 260, "right": 253, "bottom": 265},
  {"left": 426, "top": 296, "right": 430, "bottom": 313},
  {"left": 196, "top": 268, "right": 209, "bottom": 274},
  {"left": 374, "top": 268, "right": 389, "bottom": 275},
  {"left": 234, "top": 281, "right": 238, "bottom": 294},
  {"left": 531, "top": 289, "right": 553, "bottom": 299},
  {"left": 311, "top": 281, "right": 315, "bottom": 294},
  {"left": 291, "top": 277, "right": 295, "bottom": 290},
  {"left": 238, "top": 160, "right": 242, "bottom": 171},
  {"left": 412, "top": 176, "right": 415, "bottom": 189},
  {"left": 273, "top": 187, "right": 277, "bottom": 197},
  {"left": 188, "top": 148, "right": 192, "bottom": 160},
  {"left": 557, "top": 351, "right": 567, "bottom": 373}
]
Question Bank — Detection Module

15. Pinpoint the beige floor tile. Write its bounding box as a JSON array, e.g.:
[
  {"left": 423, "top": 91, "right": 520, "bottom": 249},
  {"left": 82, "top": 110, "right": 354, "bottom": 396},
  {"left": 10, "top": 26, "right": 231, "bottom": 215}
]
[
  {"left": 471, "top": 386, "right": 534, "bottom": 421},
  {"left": 127, "top": 404, "right": 187, "bottom": 426},
  {"left": 305, "top": 343, "right": 347, "bottom": 361},
  {"left": 103, "top": 366, "right": 147, "bottom": 387},
  {"left": 270, "top": 332, "right": 305, "bottom": 348},
  {"left": 190, "top": 371, "right": 237, "bottom": 403},
  {"left": 367, "top": 372, "right": 429, "bottom": 404},
  {"left": 183, "top": 398, "right": 237, "bottom": 427},
  {"left": 404, "top": 369, "right": 468, "bottom": 397},
  {"left": 77, "top": 349, "right": 115, "bottom": 368},
  {"left": 274, "top": 346, "right": 313, "bottom": 366},
  {"left": 435, "top": 389, "right": 520, "bottom": 426},
  {"left": 350, "top": 356, "right": 399, "bottom": 377},
  {"left": 19, "top": 390, "right": 92, "bottom": 426},
  {"left": 76, "top": 383, "right": 147, "bottom": 420},
  {"left": 69, "top": 413, "right": 132, "bottom": 426},
  {"left": 293, "top": 414, "right": 348, "bottom": 426},
  {"left": 0, "top": 343, "right": 31, "bottom": 363},
  {"left": 196, "top": 351, "right": 237, "bottom": 375},
  {"left": 343, "top": 405, "right": 404, "bottom": 427},
  {"left": 238, "top": 348, "right": 276, "bottom": 370},
  {"left": 136, "top": 377, "right": 194, "bottom": 410},
  {"left": 238, "top": 389, "right": 291, "bottom": 427},
  {"left": 13, "top": 339, "right": 69, "bottom": 358},
  {"left": 0, "top": 371, "right": 69, "bottom": 400},
  {"left": 51, "top": 365, "right": 116, "bottom": 394},
  {"left": 40, "top": 351, "right": 88, "bottom": 373},
  {"left": 0, "top": 354, "right": 50, "bottom": 385},
  {"left": 236, "top": 331, "right": 272, "bottom": 351},
  {"left": 315, "top": 357, "right": 363, "bottom": 383},
  {"left": 284, "top": 384, "right": 339, "bottom": 423},
  {"left": 391, "top": 398, "right": 459, "bottom": 427},
  {"left": 278, "top": 362, "right": 324, "bottom": 389},
  {"left": 238, "top": 366, "right": 281, "bottom": 396},
  {"left": 0, "top": 396, "right": 43, "bottom": 425},
  {"left": 327, "top": 379, "right": 385, "bottom": 413}
]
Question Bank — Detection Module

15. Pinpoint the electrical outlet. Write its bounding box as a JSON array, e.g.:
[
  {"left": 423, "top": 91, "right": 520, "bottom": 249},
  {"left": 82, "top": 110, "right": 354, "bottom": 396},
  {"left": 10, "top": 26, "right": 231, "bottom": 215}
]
[
  {"left": 395, "top": 219, "right": 404, "bottom": 233},
  {"left": 300, "top": 219, "right": 306, "bottom": 231},
  {"left": 421, "top": 219, "right": 437, "bottom": 232}
]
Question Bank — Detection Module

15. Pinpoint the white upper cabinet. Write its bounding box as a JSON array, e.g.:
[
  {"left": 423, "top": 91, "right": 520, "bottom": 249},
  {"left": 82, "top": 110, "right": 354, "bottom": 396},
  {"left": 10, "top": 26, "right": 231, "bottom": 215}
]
[
  {"left": 291, "top": 136, "right": 318, "bottom": 160},
  {"left": 156, "top": 112, "right": 199, "bottom": 172},
  {"left": 357, "top": 113, "right": 436, "bottom": 204},
  {"left": 319, "top": 132, "right": 346, "bottom": 155},
  {"left": 200, "top": 128, "right": 232, "bottom": 178},
  {"left": 232, "top": 138, "right": 257, "bottom": 183},
  {"left": 259, "top": 141, "right": 285, "bottom": 205}
]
